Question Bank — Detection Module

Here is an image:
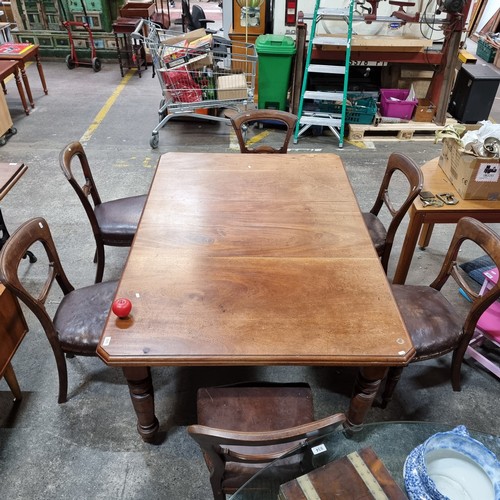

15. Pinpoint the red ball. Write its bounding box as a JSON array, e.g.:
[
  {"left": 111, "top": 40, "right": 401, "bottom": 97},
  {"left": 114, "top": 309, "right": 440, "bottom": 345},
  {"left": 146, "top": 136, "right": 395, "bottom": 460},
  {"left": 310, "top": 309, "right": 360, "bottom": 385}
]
[{"left": 112, "top": 298, "right": 132, "bottom": 319}]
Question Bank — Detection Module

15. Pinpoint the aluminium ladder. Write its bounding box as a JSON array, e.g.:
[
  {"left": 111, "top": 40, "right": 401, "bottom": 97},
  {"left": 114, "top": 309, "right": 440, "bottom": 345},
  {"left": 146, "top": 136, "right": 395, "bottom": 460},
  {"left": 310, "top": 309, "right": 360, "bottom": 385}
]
[{"left": 294, "top": 0, "right": 354, "bottom": 148}]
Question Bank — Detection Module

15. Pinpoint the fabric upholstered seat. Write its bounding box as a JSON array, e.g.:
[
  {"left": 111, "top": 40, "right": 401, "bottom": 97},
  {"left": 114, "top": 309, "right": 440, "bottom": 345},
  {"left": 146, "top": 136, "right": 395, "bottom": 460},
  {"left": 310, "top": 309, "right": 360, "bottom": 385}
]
[
  {"left": 59, "top": 141, "right": 146, "bottom": 283},
  {"left": 0, "top": 217, "right": 118, "bottom": 403},
  {"left": 381, "top": 217, "right": 500, "bottom": 408},
  {"left": 188, "top": 383, "right": 346, "bottom": 499}
]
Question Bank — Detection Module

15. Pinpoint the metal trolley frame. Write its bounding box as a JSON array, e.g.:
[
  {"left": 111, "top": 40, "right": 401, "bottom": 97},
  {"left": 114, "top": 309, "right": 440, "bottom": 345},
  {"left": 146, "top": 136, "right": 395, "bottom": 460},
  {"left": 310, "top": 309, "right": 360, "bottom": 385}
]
[{"left": 132, "top": 20, "right": 257, "bottom": 149}]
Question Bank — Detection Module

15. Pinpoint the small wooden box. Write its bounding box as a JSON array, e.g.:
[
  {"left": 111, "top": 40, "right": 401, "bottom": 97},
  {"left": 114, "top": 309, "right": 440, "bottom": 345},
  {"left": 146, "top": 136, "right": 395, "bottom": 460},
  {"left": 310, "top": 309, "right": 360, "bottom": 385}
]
[{"left": 119, "top": 1, "right": 155, "bottom": 19}]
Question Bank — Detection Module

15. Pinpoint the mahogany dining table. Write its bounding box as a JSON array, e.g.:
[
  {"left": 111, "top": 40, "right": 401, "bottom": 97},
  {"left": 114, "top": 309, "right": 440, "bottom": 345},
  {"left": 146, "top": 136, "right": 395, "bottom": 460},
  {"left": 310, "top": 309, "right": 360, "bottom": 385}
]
[{"left": 97, "top": 152, "right": 415, "bottom": 442}]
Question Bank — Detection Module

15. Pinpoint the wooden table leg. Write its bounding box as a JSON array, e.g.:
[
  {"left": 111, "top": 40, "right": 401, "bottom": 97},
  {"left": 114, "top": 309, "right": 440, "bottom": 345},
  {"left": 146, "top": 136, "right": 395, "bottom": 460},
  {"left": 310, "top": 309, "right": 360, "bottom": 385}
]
[
  {"left": 1, "top": 80, "right": 6, "bottom": 94},
  {"left": 13, "top": 67, "right": 29, "bottom": 115},
  {"left": 418, "top": 223, "right": 435, "bottom": 249},
  {"left": 346, "top": 366, "right": 388, "bottom": 430},
  {"left": 122, "top": 366, "right": 159, "bottom": 442},
  {"left": 34, "top": 53, "right": 48, "bottom": 95},
  {"left": 392, "top": 211, "right": 423, "bottom": 285},
  {"left": 17, "top": 63, "right": 34, "bottom": 108},
  {"left": 4, "top": 362, "right": 22, "bottom": 401}
]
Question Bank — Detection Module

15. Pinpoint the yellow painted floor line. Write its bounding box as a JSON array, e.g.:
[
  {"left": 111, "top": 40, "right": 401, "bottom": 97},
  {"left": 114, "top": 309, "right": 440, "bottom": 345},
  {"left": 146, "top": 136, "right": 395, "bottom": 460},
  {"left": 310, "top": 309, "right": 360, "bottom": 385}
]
[{"left": 80, "top": 69, "right": 136, "bottom": 143}]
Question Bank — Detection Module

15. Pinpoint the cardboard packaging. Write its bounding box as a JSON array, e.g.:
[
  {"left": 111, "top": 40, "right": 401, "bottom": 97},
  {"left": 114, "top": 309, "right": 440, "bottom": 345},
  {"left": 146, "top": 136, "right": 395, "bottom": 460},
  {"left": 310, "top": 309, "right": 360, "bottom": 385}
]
[
  {"left": 414, "top": 98, "right": 436, "bottom": 122},
  {"left": 216, "top": 73, "right": 248, "bottom": 100},
  {"left": 439, "top": 138, "right": 500, "bottom": 200}
]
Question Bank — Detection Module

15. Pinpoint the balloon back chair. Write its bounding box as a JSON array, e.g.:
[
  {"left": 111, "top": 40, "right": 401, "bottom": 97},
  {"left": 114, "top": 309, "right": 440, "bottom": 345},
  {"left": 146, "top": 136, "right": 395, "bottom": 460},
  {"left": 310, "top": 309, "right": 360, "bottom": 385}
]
[
  {"left": 59, "top": 141, "right": 146, "bottom": 283},
  {"left": 0, "top": 217, "right": 118, "bottom": 403},
  {"left": 362, "top": 153, "right": 423, "bottom": 273},
  {"left": 188, "top": 382, "right": 346, "bottom": 499},
  {"left": 382, "top": 217, "right": 500, "bottom": 408},
  {"left": 230, "top": 109, "right": 298, "bottom": 154}
]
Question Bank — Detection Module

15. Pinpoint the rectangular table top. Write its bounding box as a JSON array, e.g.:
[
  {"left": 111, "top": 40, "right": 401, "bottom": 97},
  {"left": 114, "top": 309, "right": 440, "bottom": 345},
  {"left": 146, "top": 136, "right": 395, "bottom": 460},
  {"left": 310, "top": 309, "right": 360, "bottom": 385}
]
[{"left": 98, "top": 153, "right": 413, "bottom": 367}]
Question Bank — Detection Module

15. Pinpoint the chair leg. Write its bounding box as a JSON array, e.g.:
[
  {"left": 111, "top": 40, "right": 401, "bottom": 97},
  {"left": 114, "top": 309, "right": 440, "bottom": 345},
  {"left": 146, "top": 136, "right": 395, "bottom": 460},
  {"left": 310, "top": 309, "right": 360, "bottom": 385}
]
[
  {"left": 46, "top": 339, "right": 69, "bottom": 403},
  {"left": 4, "top": 362, "right": 22, "bottom": 402},
  {"left": 451, "top": 342, "right": 468, "bottom": 392},
  {"left": 94, "top": 244, "right": 105, "bottom": 283},
  {"left": 380, "top": 366, "right": 404, "bottom": 408}
]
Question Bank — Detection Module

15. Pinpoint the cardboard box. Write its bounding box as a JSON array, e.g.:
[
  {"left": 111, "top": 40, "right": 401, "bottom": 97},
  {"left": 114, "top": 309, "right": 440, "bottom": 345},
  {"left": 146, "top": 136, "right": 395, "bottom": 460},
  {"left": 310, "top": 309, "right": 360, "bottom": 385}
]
[
  {"left": 414, "top": 98, "right": 436, "bottom": 122},
  {"left": 160, "top": 28, "right": 207, "bottom": 47},
  {"left": 439, "top": 138, "right": 500, "bottom": 200},
  {"left": 216, "top": 73, "right": 247, "bottom": 100}
]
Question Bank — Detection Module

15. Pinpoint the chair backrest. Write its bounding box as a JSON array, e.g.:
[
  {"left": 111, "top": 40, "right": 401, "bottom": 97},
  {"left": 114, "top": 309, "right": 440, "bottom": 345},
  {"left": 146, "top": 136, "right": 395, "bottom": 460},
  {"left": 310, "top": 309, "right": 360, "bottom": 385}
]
[
  {"left": 59, "top": 141, "right": 102, "bottom": 243},
  {"left": 188, "top": 411, "right": 346, "bottom": 499},
  {"left": 230, "top": 109, "right": 298, "bottom": 154},
  {"left": 0, "top": 217, "right": 74, "bottom": 349},
  {"left": 368, "top": 152, "right": 423, "bottom": 270},
  {"left": 431, "top": 217, "right": 500, "bottom": 342},
  {"left": 191, "top": 4, "right": 211, "bottom": 30}
]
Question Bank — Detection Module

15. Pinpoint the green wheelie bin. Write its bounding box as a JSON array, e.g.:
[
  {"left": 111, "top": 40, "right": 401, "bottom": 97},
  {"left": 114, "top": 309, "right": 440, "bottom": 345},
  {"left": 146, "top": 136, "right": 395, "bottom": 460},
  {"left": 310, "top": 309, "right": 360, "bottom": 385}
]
[{"left": 255, "top": 34, "right": 296, "bottom": 110}]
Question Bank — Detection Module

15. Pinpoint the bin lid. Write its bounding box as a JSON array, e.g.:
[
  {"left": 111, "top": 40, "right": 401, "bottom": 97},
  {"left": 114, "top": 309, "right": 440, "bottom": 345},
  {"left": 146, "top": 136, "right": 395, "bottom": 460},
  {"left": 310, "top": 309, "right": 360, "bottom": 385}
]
[{"left": 256, "top": 34, "right": 296, "bottom": 55}]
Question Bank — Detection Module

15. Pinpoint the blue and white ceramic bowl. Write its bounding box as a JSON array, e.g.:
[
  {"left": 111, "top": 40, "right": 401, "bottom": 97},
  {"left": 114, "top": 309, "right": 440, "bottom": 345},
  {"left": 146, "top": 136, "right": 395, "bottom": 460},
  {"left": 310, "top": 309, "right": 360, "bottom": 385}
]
[{"left": 404, "top": 425, "right": 500, "bottom": 500}]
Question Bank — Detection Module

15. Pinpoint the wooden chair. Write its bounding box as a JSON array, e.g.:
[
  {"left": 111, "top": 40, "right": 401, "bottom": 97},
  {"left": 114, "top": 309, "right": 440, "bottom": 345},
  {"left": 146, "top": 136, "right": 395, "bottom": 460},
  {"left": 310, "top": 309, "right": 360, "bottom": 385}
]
[
  {"left": 0, "top": 217, "right": 118, "bottom": 404},
  {"left": 381, "top": 217, "right": 500, "bottom": 408},
  {"left": 362, "top": 153, "right": 423, "bottom": 272},
  {"left": 59, "top": 141, "right": 146, "bottom": 283},
  {"left": 230, "top": 109, "right": 298, "bottom": 154},
  {"left": 187, "top": 383, "right": 346, "bottom": 499}
]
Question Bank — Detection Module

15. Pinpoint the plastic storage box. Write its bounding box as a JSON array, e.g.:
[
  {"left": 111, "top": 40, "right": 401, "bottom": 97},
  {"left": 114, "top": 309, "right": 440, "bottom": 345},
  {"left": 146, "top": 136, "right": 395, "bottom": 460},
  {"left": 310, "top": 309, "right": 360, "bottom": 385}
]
[
  {"left": 331, "top": 94, "right": 378, "bottom": 124},
  {"left": 476, "top": 38, "right": 497, "bottom": 64},
  {"left": 379, "top": 89, "right": 418, "bottom": 120}
]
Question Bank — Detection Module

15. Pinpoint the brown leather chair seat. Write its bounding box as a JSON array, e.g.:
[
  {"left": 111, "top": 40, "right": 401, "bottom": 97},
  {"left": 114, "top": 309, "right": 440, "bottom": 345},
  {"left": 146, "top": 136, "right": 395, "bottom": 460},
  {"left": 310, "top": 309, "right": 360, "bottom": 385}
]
[
  {"left": 362, "top": 212, "right": 387, "bottom": 252},
  {"left": 94, "top": 194, "right": 145, "bottom": 243},
  {"left": 54, "top": 280, "right": 118, "bottom": 354}
]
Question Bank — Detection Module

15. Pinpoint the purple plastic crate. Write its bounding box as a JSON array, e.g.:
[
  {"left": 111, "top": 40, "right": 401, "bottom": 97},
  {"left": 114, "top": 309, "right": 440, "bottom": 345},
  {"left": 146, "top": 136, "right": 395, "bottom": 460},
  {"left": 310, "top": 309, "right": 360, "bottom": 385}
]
[{"left": 380, "top": 89, "right": 418, "bottom": 120}]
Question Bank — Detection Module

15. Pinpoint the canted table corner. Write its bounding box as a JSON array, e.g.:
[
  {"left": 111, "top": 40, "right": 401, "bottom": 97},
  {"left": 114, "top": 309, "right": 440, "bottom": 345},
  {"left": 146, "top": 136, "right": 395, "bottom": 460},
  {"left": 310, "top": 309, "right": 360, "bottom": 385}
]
[{"left": 98, "top": 153, "right": 414, "bottom": 442}]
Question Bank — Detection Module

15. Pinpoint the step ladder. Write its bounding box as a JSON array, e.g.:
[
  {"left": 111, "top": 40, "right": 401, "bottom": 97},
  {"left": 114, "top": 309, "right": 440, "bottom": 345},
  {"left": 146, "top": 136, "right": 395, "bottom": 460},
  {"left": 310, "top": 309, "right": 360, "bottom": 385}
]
[{"left": 294, "top": 0, "right": 354, "bottom": 148}]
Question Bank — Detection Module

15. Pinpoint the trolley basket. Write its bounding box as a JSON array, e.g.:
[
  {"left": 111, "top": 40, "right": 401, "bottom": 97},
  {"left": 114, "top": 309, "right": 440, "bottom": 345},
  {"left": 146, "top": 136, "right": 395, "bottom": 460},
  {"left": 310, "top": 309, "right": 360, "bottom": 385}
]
[{"left": 132, "top": 20, "right": 257, "bottom": 149}]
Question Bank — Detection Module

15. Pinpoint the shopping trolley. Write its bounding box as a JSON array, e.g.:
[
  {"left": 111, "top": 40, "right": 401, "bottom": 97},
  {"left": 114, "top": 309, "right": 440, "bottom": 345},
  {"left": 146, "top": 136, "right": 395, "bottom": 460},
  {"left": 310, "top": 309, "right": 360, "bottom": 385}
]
[{"left": 132, "top": 20, "right": 257, "bottom": 149}]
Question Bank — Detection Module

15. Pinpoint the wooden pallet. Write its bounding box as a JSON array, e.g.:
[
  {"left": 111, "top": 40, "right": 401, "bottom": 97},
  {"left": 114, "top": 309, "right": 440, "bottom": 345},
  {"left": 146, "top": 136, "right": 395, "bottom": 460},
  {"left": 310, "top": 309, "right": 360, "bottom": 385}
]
[{"left": 347, "top": 119, "right": 455, "bottom": 142}]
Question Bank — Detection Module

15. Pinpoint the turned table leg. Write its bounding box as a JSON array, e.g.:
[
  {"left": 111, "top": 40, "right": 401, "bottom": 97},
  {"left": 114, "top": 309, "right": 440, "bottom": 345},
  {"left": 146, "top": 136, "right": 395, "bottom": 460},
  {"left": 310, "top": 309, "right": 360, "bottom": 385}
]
[
  {"left": 122, "top": 366, "right": 159, "bottom": 442},
  {"left": 346, "top": 366, "right": 388, "bottom": 431}
]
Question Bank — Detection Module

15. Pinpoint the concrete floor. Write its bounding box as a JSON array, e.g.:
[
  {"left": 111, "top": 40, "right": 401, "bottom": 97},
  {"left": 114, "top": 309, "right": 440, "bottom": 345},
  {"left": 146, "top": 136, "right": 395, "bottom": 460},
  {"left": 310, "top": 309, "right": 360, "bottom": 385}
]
[{"left": 0, "top": 52, "right": 499, "bottom": 499}]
